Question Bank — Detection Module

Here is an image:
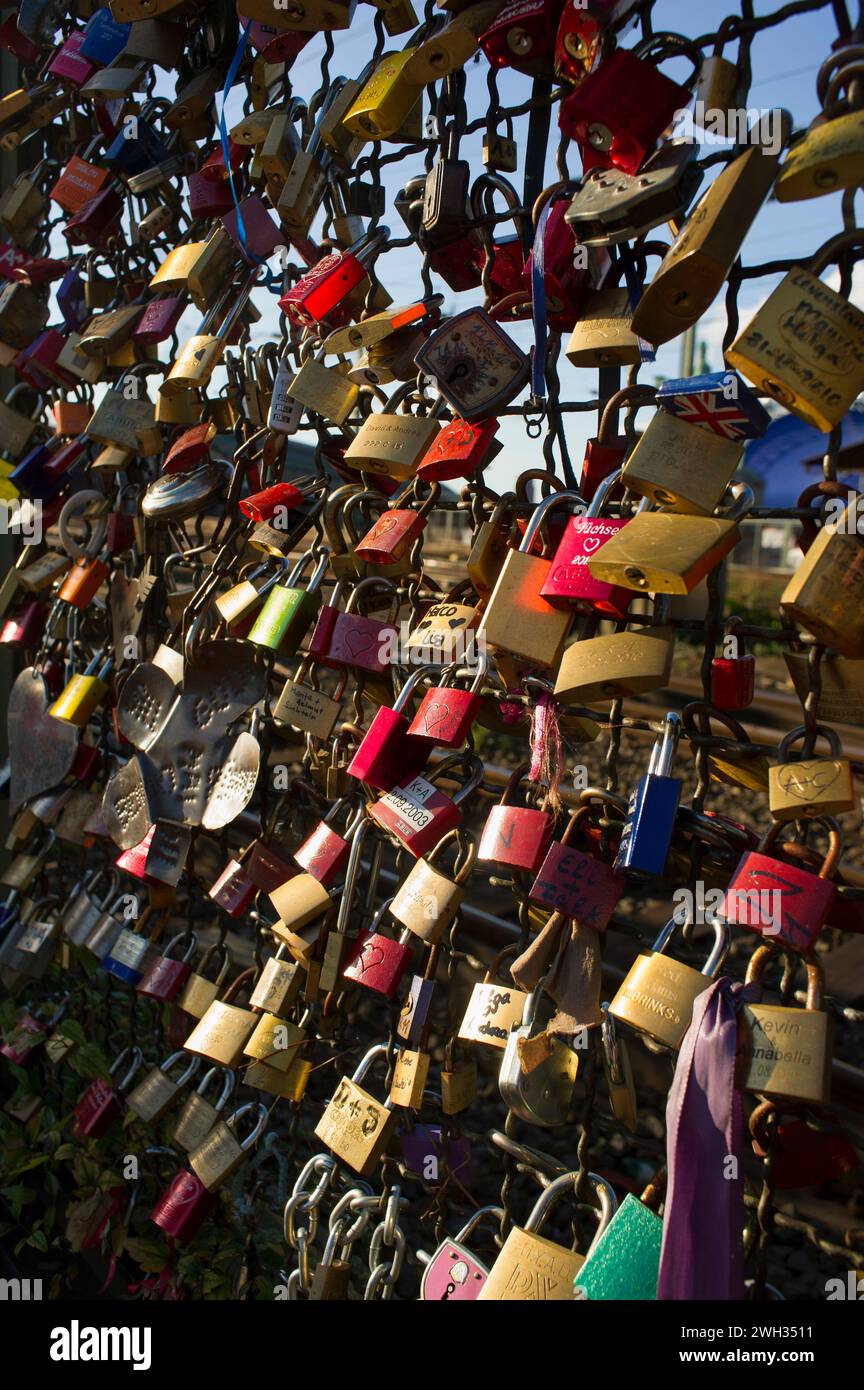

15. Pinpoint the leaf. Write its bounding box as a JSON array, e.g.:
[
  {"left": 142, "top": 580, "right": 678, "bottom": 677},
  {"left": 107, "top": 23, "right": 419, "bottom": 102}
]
[
  {"left": 27, "top": 1229, "right": 48, "bottom": 1252},
  {"left": 6, "top": 1154, "right": 52, "bottom": 1177},
  {"left": 125, "top": 1236, "right": 170, "bottom": 1274},
  {"left": 58, "top": 1019, "right": 88, "bottom": 1046},
  {"left": 1, "top": 1184, "right": 35, "bottom": 1216},
  {"left": 54, "top": 1144, "right": 77, "bottom": 1162}
]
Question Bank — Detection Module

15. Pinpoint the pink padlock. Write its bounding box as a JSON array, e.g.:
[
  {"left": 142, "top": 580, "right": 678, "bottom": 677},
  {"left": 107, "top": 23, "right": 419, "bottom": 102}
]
[
  {"left": 419, "top": 1206, "right": 504, "bottom": 1301},
  {"left": 48, "top": 31, "right": 96, "bottom": 86},
  {"left": 309, "top": 577, "right": 399, "bottom": 678},
  {"left": 72, "top": 1047, "right": 142, "bottom": 1140},
  {"left": 132, "top": 294, "right": 187, "bottom": 346},
  {"left": 540, "top": 468, "right": 634, "bottom": 618},
  {"left": 151, "top": 1167, "right": 217, "bottom": 1244}
]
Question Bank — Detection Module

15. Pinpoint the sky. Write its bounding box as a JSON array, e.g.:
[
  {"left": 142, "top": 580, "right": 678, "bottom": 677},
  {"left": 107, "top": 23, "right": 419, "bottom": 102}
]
[{"left": 83, "top": 1, "right": 859, "bottom": 495}]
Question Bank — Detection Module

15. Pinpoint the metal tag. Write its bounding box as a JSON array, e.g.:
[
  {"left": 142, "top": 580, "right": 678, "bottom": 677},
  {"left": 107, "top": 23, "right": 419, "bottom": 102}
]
[{"left": 8, "top": 666, "right": 78, "bottom": 812}]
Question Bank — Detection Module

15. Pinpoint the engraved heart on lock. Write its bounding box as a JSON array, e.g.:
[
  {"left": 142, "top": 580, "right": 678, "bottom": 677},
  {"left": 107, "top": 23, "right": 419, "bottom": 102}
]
[{"left": 419, "top": 701, "right": 452, "bottom": 734}]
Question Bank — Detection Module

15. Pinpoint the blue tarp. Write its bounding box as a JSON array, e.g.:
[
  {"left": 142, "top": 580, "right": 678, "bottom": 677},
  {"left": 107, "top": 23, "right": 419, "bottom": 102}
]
[{"left": 742, "top": 406, "right": 864, "bottom": 506}]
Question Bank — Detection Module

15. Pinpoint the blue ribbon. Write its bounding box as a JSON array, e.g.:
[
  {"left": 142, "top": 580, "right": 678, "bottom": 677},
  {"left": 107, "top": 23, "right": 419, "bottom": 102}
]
[
  {"left": 218, "top": 21, "right": 281, "bottom": 293},
  {"left": 530, "top": 199, "right": 551, "bottom": 402}
]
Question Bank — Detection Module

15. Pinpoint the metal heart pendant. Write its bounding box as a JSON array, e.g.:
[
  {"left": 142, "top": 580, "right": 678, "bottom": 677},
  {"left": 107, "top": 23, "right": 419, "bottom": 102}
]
[{"left": 8, "top": 667, "right": 78, "bottom": 813}]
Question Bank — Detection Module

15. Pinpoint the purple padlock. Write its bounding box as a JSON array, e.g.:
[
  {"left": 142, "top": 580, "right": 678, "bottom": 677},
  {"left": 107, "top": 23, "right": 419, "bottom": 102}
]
[
  {"left": 221, "top": 194, "right": 283, "bottom": 262},
  {"left": 132, "top": 294, "right": 186, "bottom": 346},
  {"left": 48, "top": 32, "right": 96, "bottom": 87},
  {"left": 56, "top": 265, "right": 87, "bottom": 330},
  {"left": 400, "top": 1125, "right": 473, "bottom": 1187},
  {"left": 419, "top": 1206, "right": 503, "bottom": 1301}
]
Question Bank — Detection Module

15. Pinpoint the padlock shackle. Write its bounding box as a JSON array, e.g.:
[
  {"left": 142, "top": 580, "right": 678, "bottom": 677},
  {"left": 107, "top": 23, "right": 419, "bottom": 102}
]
[
  {"left": 161, "top": 1050, "right": 200, "bottom": 1088},
  {"left": 651, "top": 915, "right": 729, "bottom": 977},
  {"left": 524, "top": 1170, "right": 617, "bottom": 1253},
  {"left": 647, "top": 711, "right": 681, "bottom": 778},
  {"left": 777, "top": 721, "right": 843, "bottom": 762},
  {"left": 196, "top": 1065, "right": 235, "bottom": 1108},
  {"left": 520, "top": 489, "right": 585, "bottom": 552}
]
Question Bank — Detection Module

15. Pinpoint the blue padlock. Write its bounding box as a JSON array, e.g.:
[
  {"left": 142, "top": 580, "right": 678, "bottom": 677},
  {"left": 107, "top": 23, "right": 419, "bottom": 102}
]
[
  {"left": 615, "top": 712, "right": 682, "bottom": 878},
  {"left": 104, "top": 119, "right": 169, "bottom": 178},
  {"left": 656, "top": 370, "right": 770, "bottom": 441},
  {"left": 10, "top": 443, "right": 60, "bottom": 500},
  {"left": 102, "top": 923, "right": 157, "bottom": 987},
  {"left": 80, "top": 9, "right": 131, "bottom": 65}
]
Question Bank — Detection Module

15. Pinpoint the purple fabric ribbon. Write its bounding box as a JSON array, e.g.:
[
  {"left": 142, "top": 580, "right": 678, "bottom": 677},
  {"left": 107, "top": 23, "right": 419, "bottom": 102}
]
[{"left": 658, "top": 976, "right": 760, "bottom": 1300}]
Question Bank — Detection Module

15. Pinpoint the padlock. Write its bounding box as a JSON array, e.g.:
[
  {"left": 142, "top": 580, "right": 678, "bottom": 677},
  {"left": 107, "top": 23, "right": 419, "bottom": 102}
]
[
  {"left": 530, "top": 808, "right": 624, "bottom": 929},
  {"left": 614, "top": 713, "right": 683, "bottom": 878},
  {"left": 477, "top": 491, "right": 582, "bottom": 669},
  {"left": 466, "top": 492, "right": 518, "bottom": 598},
  {"left": 716, "top": 818, "right": 842, "bottom": 954},
  {"left": 247, "top": 550, "right": 330, "bottom": 656},
  {"left": 102, "top": 905, "right": 162, "bottom": 987},
  {"left": 249, "top": 947, "right": 303, "bottom": 1016},
  {"left": 737, "top": 946, "right": 833, "bottom": 1105},
  {"left": 172, "top": 1066, "right": 235, "bottom": 1154},
  {"left": 62, "top": 868, "right": 117, "bottom": 946},
  {"left": 775, "top": 108, "right": 864, "bottom": 203},
  {"left": 458, "top": 950, "right": 529, "bottom": 1050},
  {"left": 189, "top": 1101, "right": 268, "bottom": 1192},
  {"left": 178, "top": 943, "right": 233, "bottom": 1019},
  {"left": 559, "top": 36, "right": 695, "bottom": 175},
  {"left": 279, "top": 226, "right": 389, "bottom": 329},
  {"left": 479, "top": 1171, "right": 616, "bottom": 1300},
  {"left": 48, "top": 647, "right": 113, "bottom": 727},
  {"left": 390, "top": 829, "right": 476, "bottom": 944},
  {"left": 292, "top": 797, "right": 362, "bottom": 884},
  {"left": 479, "top": 0, "right": 564, "bottom": 78},
  {"left": 498, "top": 986, "right": 581, "bottom": 1125},
  {"left": 270, "top": 871, "right": 333, "bottom": 937},
  {"left": 343, "top": 386, "right": 444, "bottom": 480},
  {"left": 342, "top": 48, "right": 423, "bottom": 141},
  {"left": 405, "top": 653, "right": 487, "bottom": 750},
  {"left": 539, "top": 467, "right": 632, "bottom": 617},
  {"left": 414, "top": 307, "right": 529, "bottom": 421},
  {"left": 314, "top": 1042, "right": 396, "bottom": 1176},
  {"left": 631, "top": 116, "right": 791, "bottom": 345},
  {"left": 0, "top": 384, "right": 40, "bottom": 459},
  {"left": 710, "top": 616, "right": 756, "bottom": 711},
  {"left": 419, "top": 1205, "right": 504, "bottom": 1301},
  {"left": 622, "top": 409, "right": 743, "bottom": 516},
  {"left": 769, "top": 724, "right": 854, "bottom": 822},
  {"left": 369, "top": 756, "right": 483, "bottom": 858},
  {"left": 150, "top": 1166, "right": 218, "bottom": 1245},
  {"left": 388, "top": 1046, "right": 431, "bottom": 1109},
  {"left": 161, "top": 267, "right": 260, "bottom": 397},
  {"left": 243, "top": 1008, "right": 309, "bottom": 1075},
  {"left": 727, "top": 229, "right": 864, "bottom": 432},
  {"left": 600, "top": 1004, "right": 637, "bottom": 1134},
  {"left": 353, "top": 478, "right": 441, "bottom": 566},
  {"left": 183, "top": 968, "right": 259, "bottom": 1068},
  {"left": 311, "top": 575, "right": 400, "bottom": 677},
  {"left": 346, "top": 665, "right": 435, "bottom": 791},
  {"left": 81, "top": 888, "right": 130, "bottom": 961},
  {"left": 342, "top": 916, "right": 414, "bottom": 999},
  {"left": 477, "top": 763, "right": 555, "bottom": 874},
  {"left": 136, "top": 931, "right": 198, "bottom": 1002},
  {"left": 575, "top": 1173, "right": 664, "bottom": 1300},
  {"left": 126, "top": 1050, "right": 200, "bottom": 1126},
  {"left": 608, "top": 915, "right": 730, "bottom": 1050},
  {"left": 416, "top": 414, "right": 500, "bottom": 484},
  {"left": 554, "top": 0, "right": 637, "bottom": 83},
  {"left": 655, "top": 369, "right": 770, "bottom": 440},
  {"left": 780, "top": 496, "right": 864, "bottom": 657},
  {"left": 564, "top": 136, "right": 703, "bottom": 248},
  {"left": 72, "top": 1046, "right": 143, "bottom": 1140},
  {"left": 286, "top": 342, "right": 360, "bottom": 427},
  {"left": 587, "top": 481, "right": 754, "bottom": 595}
]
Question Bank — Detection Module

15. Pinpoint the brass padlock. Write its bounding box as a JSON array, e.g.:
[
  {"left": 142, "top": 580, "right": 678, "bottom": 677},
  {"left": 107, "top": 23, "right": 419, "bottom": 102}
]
[
  {"left": 270, "top": 871, "right": 332, "bottom": 935},
  {"left": 342, "top": 48, "right": 423, "bottom": 141},
  {"left": 737, "top": 947, "right": 832, "bottom": 1104},
  {"left": 555, "top": 622, "right": 675, "bottom": 706},
  {"left": 249, "top": 947, "right": 303, "bottom": 1015},
  {"left": 125, "top": 1051, "right": 199, "bottom": 1125},
  {"left": 775, "top": 109, "right": 864, "bottom": 202},
  {"left": 587, "top": 483, "right": 753, "bottom": 595},
  {"left": 388, "top": 1047, "right": 430, "bottom": 1108},
  {"left": 780, "top": 497, "right": 864, "bottom": 657},
  {"left": 479, "top": 1172, "right": 615, "bottom": 1301},
  {"left": 769, "top": 723, "right": 855, "bottom": 822},
  {"left": 608, "top": 916, "right": 729, "bottom": 1051},
  {"left": 314, "top": 1043, "right": 396, "bottom": 1175},
  {"left": 389, "top": 830, "right": 475, "bottom": 943},
  {"left": 621, "top": 409, "right": 743, "bottom": 516},
  {"left": 189, "top": 1101, "right": 268, "bottom": 1192},
  {"left": 343, "top": 386, "right": 443, "bottom": 479},
  {"left": 172, "top": 1066, "right": 235, "bottom": 1154},
  {"left": 726, "top": 230, "right": 864, "bottom": 432},
  {"left": 183, "top": 967, "right": 258, "bottom": 1067},
  {"left": 287, "top": 345, "right": 359, "bottom": 426}
]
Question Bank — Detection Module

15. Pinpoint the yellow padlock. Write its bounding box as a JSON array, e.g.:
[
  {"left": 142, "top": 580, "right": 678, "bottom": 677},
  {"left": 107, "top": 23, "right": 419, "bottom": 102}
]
[
  {"left": 49, "top": 651, "right": 112, "bottom": 727},
  {"left": 342, "top": 49, "right": 423, "bottom": 140}
]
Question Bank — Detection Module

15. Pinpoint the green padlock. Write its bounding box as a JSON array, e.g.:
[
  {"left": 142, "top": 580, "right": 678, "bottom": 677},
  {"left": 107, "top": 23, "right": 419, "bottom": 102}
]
[
  {"left": 574, "top": 1177, "right": 664, "bottom": 1301},
  {"left": 246, "top": 550, "right": 329, "bottom": 656},
  {"left": 49, "top": 649, "right": 113, "bottom": 727}
]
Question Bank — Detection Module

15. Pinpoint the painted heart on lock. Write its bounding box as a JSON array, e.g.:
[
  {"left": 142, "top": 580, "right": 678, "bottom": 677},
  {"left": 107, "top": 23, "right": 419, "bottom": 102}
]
[{"left": 582, "top": 537, "right": 602, "bottom": 553}]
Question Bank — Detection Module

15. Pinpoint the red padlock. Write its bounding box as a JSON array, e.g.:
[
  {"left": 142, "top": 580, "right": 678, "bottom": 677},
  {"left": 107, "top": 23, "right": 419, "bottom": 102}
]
[
  {"left": 246, "top": 18, "right": 312, "bottom": 63},
  {"left": 209, "top": 857, "right": 258, "bottom": 918},
  {"left": 347, "top": 667, "right": 435, "bottom": 791},
  {"left": 559, "top": 42, "right": 693, "bottom": 175},
  {"left": 716, "top": 821, "right": 841, "bottom": 954},
  {"left": 151, "top": 1167, "right": 218, "bottom": 1244},
  {"left": 63, "top": 185, "right": 123, "bottom": 247},
  {"left": 711, "top": 618, "right": 756, "bottom": 711},
  {"left": 529, "top": 808, "right": 624, "bottom": 929},
  {"left": 353, "top": 481, "right": 440, "bottom": 567},
  {"left": 136, "top": 932, "right": 198, "bottom": 1002},
  {"left": 239, "top": 481, "right": 308, "bottom": 523},
  {"left": 406, "top": 656, "right": 488, "bottom": 751},
  {"left": 72, "top": 1046, "right": 142, "bottom": 1140},
  {"left": 523, "top": 191, "right": 597, "bottom": 331},
  {"left": 369, "top": 759, "right": 483, "bottom": 859},
  {"left": 554, "top": 0, "right": 639, "bottom": 84},
  {"left": 417, "top": 416, "right": 500, "bottom": 484},
  {"left": 243, "top": 839, "right": 298, "bottom": 894},
  {"left": 221, "top": 193, "right": 283, "bottom": 262},
  {"left": 539, "top": 467, "right": 634, "bottom": 618},
  {"left": 293, "top": 798, "right": 363, "bottom": 885},
  {"left": 309, "top": 577, "right": 399, "bottom": 678},
  {"left": 342, "top": 921, "right": 414, "bottom": 999},
  {"left": 132, "top": 294, "right": 187, "bottom": 346},
  {"left": 477, "top": 765, "right": 555, "bottom": 874},
  {"left": 279, "top": 228, "right": 387, "bottom": 330},
  {"left": 0, "top": 599, "right": 46, "bottom": 645},
  {"left": 163, "top": 422, "right": 216, "bottom": 473},
  {"left": 479, "top": 0, "right": 567, "bottom": 78},
  {"left": 187, "top": 170, "right": 235, "bottom": 220}
]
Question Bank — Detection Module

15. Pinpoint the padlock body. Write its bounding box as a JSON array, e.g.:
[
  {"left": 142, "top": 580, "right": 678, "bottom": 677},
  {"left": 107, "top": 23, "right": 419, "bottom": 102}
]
[
  {"left": 314, "top": 1075, "right": 396, "bottom": 1175},
  {"left": 151, "top": 1168, "right": 217, "bottom": 1243},
  {"left": 420, "top": 1239, "right": 491, "bottom": 1301},
  {"left": 479, "top": 1227, "right": 584, "bottom": 1301},
  {"left": 559, "top": 48, "right": 688, "bottom": 175},
  {"left": 614, "top": 772, "right": 682, "bottom": 877},
  {"left": 49, "top": 673, "right": 110, "bottom": 726},
  {"left": 316, "top": 611, "right": 397, "bottom": 675},
  {"left": 768, "top": 757, "right": 854, "bottom": 821},
  {"left": 369, "top": 776, "right": 462, "bottom": 858},
  {"left": 184, "top": 1000, "right": 259, "bottom": 1068},
  {"left": 342, "top": 931, "right": 413, "bottom": 998},
  {"left": 125, "top": 1069, "right": 180, "bottom": 1125},
  {"left": 209, "top": 859, "right": 258, "bottom": 917},
  {"left": 736, "top": 1003, "right": 832, "bottom": 1103},
  {"left": 458, "top": 981, "right": 528, "bottom": 1048},
  {"left": 136, "top": 954, "right": 192, "bottom": 1002},
  {"left": 247, "top": 584, "right": 319, "bottom": 654},
  {"left": 478, "top": 805, "right": 553, "bottom": 873},
  {"left": 347, "top": 706, "right": 430, "bottom": 791},
  {"left": 73, "top": 1078, "right": 121, "bottom": 1139},
  {"left": 540, "top": 515, "right": 633, "bottom": 615},
  {"left": 530, "top": 843, "right": 624, "bottom": 929},
  {"left": 608, "top": 951, "right": 714, "bottom": 1050},
  {"left": 293, "top": 823, "right": 350, "bottom": 885},
  {"left": 102, "top": 928, "right": 155, "bottom": 986},
  {"left": 576, "top": 1194, "right": 662, "bottom": 1301},
  {"left": 477, "top": 550, "right": 572, "bottom": 669},
  {"left": 716, "top": 850, "right": 836, "bottom": 953},
  {"left": 173, "top": 1095, "right": 222, "bottom": 1154},
  {"left": 710, "top": 654, "right": 756, "bottom": 710},
  {"left": 354, "top": 509, "right": 426, "bottom": 565},
  {"left": 406, "top": 687, "right": 482, "bottom": 749}
]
